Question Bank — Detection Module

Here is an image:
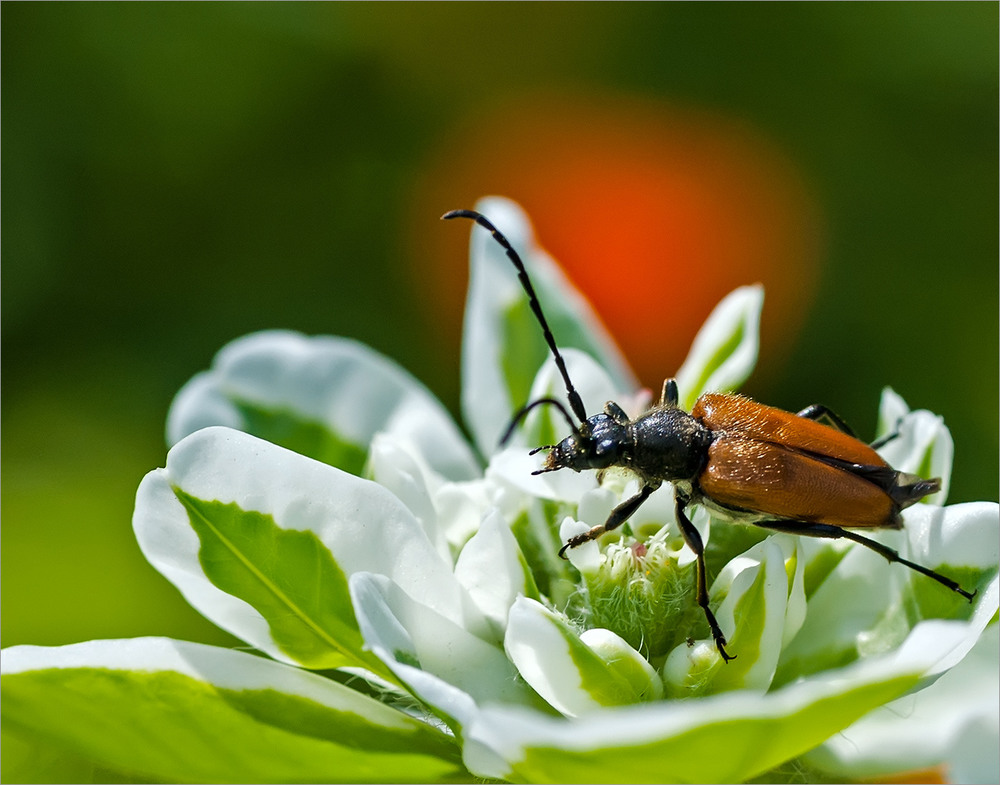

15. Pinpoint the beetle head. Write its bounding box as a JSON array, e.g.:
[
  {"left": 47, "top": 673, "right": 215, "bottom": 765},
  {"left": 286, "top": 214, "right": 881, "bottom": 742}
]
[{"left": 533, "top": 413, "right": 629, "bottom": 474}]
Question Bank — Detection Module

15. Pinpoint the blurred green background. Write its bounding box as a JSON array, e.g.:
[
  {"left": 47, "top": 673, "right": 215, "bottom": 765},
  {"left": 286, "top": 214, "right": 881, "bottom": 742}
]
[{"left": 3, "top": 3, "right": 997, "bottom": 653}]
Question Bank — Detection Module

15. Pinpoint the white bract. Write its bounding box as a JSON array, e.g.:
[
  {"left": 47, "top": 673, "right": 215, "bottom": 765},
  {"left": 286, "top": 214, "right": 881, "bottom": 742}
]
[{"left": 2, "top": 197, "right": 997, "bottom": 784}]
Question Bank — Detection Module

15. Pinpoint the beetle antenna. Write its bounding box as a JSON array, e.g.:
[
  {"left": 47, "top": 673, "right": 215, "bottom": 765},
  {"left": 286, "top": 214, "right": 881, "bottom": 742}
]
[
  {"left": 499, "top": 397, "right": 580, "bottom": 447},
  {"left": 443, "top": 209, "right": 587, "bottom": 424}
]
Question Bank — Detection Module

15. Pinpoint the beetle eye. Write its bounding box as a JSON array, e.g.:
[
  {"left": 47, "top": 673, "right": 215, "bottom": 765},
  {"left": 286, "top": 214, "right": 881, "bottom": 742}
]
[
  {"left": 595, "top": 439, "right": 616, "bottom": 456},
  {"left": 588, "top": 438, "right": 619, "bottom": 468}
]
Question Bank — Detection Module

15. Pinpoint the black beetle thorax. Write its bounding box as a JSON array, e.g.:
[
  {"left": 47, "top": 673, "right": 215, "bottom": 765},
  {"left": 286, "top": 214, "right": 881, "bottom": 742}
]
[{"left": 627, "top": 409, "right": 712, "bottom": 481}]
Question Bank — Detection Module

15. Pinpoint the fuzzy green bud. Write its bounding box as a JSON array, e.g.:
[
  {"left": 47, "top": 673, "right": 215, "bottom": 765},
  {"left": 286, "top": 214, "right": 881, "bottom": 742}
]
[{"left": 581, "top": 535, "right": 704, "bottom": 661}]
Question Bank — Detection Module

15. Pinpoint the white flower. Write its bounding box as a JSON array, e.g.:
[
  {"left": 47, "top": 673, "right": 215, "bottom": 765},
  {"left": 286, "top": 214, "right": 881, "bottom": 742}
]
[{"left": 2, "top": 197, "right": 997, "bottom": 784}]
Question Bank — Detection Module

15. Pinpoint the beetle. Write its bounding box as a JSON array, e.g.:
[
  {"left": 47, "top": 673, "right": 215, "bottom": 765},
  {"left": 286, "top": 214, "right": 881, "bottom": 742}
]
[{"left": 443, "top": 208, "right": 976, "bottom": 662}]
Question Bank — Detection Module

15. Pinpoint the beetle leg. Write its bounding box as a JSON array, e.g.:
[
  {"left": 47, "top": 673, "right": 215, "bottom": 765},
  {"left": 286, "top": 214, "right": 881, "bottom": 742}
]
[
  {"left": 604, "top": 400, "right": 630, "bottom": 426},
  {"left": 752, "top": 520, "right": 976, "bottom": 602},
  {"left": 868, "top": 431, "right": 899, "bottom": 450},
  {"left": 869, "top": 416, "right": 905, "bottom": 450},
  {"left": 660, "top": 378, "right": 680, "bottom": 408},
  {"left": 799, "top": 404, "right": 904, "bottom": 451},
  {"left": 796, "top": 403, "right": 858, "bottom": 438},
  {"left": 558, "top": 483, "right": 657, "bottom": 559},
  {"left": 674, "top": 495, "right": 736, "bottom": 662}
]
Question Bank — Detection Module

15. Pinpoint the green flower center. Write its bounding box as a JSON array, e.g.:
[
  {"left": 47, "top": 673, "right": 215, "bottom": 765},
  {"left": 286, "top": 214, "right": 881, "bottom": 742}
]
[{"left": 579, "top": 537, "right": 704, "bottom": 663}]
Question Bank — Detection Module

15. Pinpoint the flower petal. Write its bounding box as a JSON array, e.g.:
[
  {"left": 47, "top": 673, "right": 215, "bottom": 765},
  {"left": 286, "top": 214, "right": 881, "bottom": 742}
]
[
  {"left": 776, "top": 502, "right": 999, "bottom": 685},
  {"left": 518, "top": 348, "right": 624, "bottom": 449},
  {"left": 367, "top": 432, "right": 450, "bottom": 560},
  {"left": 167, "top": 330, "right": 478, "bottom": 481},
  {"left": 674, "top": 284, "right": 764, "bottom": 410},
  {"left": 1, "top": 638, "right": 466, "bottom": 783},
  {"left": 460, "top": 196, "right": 636, "bottom": 457},
  {"left": 664, "top": 536, "right": 792, "bottom": 695},
  {"left": 369, "top": 431, "right": 501, "bottom": 557},
  {"left": 134, "top": 427, "right": 485, "bottom": 671},
  {"left": 805, "top": 622, "right": 999, "bottom": 782},
  {"left": 433, "top": 478, "right": 498, "bottom": 555},
  {"left": 349, "top": 573, "right": 544, "bottom": 725},
  {"left": 559, "top": 515, "right": 603, "bottom": 574},
  {"left": 454, "top": 509, "right": 540, "bottom": 640},
  {"left": 504, "top": 597, "right": 662, "bottom": 717},
  {"left": 465, "top": 620, "right": 977, "bottom": 783},
  {"left": 487, "top": 443, "right": 598, "bottom": 506},
  {"left": 579, "top": 628, "right": 664, "bottom": 702},
  {"left": 781, "top": 537, "right": 809, "bottom": 648}
]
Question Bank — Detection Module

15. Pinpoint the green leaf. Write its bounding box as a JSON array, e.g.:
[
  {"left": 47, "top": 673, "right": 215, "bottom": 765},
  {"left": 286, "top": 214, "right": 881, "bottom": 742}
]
[
  {"left": 174, "top": 489, "right": 387, "bottom": 675},
  {"left": 579, "top": 628, "right": 664, "bottom": 703},
  {"left": 1, "top": 727, "right": 145, "bottom": 784},
  {"left": 470, "top": 574, "right": 994, "bottom": 784},
  {"left": 509, "top": 499, "right": 578, "bottom": 608},
  {"left": 498, "top": 296, "right": 626, "bottom": 432},
  {"left": 708, "top": 538, "right": 788, "bottom": 693},
  {"left": 804, "top": 623, "right": 1000, "bottom": 782},
  {"left": 499, "top": 295, "right": 549, "bottom": 426},
  {"left": 1, "top": 639, "right": 467, "bottom": 784},
  {"left": 774, "top": 502, "right": 999, "bottom": 687}
]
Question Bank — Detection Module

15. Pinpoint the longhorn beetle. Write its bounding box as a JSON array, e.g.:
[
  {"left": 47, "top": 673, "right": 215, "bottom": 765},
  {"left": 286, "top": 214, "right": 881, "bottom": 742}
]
[{"left": 443, "top": 208, "right": 976, "bottom": 662}]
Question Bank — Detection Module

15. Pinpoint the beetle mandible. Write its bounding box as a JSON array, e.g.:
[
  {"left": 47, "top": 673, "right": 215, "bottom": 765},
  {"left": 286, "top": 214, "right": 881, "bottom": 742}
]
[{"left": 443, "top": 208, "right": 975, "bottom": 663}]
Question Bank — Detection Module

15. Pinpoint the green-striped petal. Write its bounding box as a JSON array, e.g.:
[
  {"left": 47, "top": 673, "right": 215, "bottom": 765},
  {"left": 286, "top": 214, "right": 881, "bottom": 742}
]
[
  {"left": 465, "top": 619, "right": 980, "bottom": 783},
  {"left": 349, "top": 572, "right": 547, "bottom": 730},
  {"left": 775, "top": 502, "right": 998, "bottom": 686},
  {"left": 674, "top": 284, "right": 764, "bottom": 410},
  {"left": 167, "top": 330, "right": 478, "bottom": 481},
  {"left": 134, "top": 426, "right": 484, "bottom": 673},
  {"left": 460, "top": 196, "right": 636, "bottom": 457},
  {"left": 504, "top": 597, "right": 662, "bottom": 716}
]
